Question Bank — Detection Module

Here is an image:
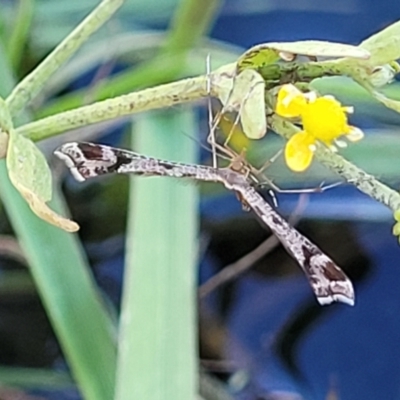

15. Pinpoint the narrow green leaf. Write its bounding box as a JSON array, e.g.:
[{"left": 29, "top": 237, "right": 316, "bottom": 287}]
[
  {"left": 6, "top": 0, "right": 124, "bottom": 116},
  {"left": 0, "top": 166, "right": 117, "bottom": 400},
  {"left": 33, "top": 0, "right": 222, "bottom": 119},
  {"left": 0, "top": 32, "right": 117, "bottom": 400},
  {"left": 115, "top": 109, "right": 198, "bottom": 400},
  {"left": 6, "top": 0, "right": 34, "bottom": 70},
  {"left": 163, "top": 0, "right": 222, "bottom": 55},
  {"left": 0, "top": 367, "right": 73, "bottom": 390}
]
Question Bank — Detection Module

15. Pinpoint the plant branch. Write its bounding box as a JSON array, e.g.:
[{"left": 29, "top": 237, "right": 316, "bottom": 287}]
[
  {"left": 35, "top": 0, "right": 223, "bottom": 119},
  {"left": 6, "top": 0, "right": 124, "bottom": 116},
  {"left": 271, "top": 114, "right": 400, "bottom": 213},
  {"left": 163, "top": 0, "right": 221, "bottom": 55},
  {"left": 6, "top": 0, "right": 34, "bottom": 71},
  {"left": 16, "top": 75, "right": 209, "bottom": 141}
]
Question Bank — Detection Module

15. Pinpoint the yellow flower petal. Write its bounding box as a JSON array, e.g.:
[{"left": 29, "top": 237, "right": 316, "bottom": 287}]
[
  {"left": 393, "top": 221, "right": 400, "bottom": 237},
  {"left": 301, "top": 96, "right": 350, "bottom": 144},
  {"left": 277, "top": 87, "right": 363, "bottom": 168},
  {"left": 275, "top": 84, "right": 307, "bottom": 118},
  {"left": 285, "top": 131, "right": 315, "bottom": 172},
  {"left": 394, "top": 209, "right": 400, "bottom": 222}
]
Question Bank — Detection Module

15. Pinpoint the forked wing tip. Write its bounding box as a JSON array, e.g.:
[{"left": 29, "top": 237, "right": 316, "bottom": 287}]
[
  {"left": 317, "top": 287, "right": 355, "bottom": 307},
  {"left": 334, "top": 293, "right": 355, "bottom": 306}
]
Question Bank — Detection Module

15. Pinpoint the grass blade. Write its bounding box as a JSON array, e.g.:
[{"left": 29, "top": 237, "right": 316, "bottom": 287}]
[
  {"left": 0, "top": 170, "right": 118, "bottom": 400},
  {"left": 115, "top": 109, "right": 199, "bottom": 400}
]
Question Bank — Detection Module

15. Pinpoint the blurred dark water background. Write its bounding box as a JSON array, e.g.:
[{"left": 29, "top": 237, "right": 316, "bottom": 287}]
[{"left": 2, "top": 0, "right": 400, "bottom": 399}]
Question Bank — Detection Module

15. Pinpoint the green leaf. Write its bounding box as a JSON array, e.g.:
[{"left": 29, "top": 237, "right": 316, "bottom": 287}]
[
  {"left": 8, "top": 132, "right": 51, "bottom": 202},
  {"left": 115, "top": 110, "right": 198, "bottom": 400},
  {"left": 213, "top": 64, "right": 266, "bottom": 139},
  {"left": 359, "top": 20, "right": 400, "bottom": 66},
  {"left": 6, "top": 0, "right": 124, "bottom": 116},
  {"left": 7, "top": 130, "right": 78, "bottom": 232},
  {"left": 238, "top": 40, "right": 370, "bottom": 71},
  {"left": 6, "top": 0, "right": 34, "bottom": 70},
  {"left": 336, "top": 21, "right": 400, "bottom": 99},
  {"left": 0, "top": 166, "right": 118, "bottom": 400}
]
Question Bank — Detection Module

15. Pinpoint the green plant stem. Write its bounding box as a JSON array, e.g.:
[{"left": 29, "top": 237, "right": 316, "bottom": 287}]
[
  {"left": 6, "top": 0, "right": 34, "bottom": 71},
  {"left": 162, "top": 0, "right": 221, "bottom": 55},
  {"left": 115, "top": 110, "right": 198, "bottom": 400},
  {"left": 17, "top": 59, "right": 348, "bottom": 143},
  {"left": 271, "top": 114, "right": 400, "bottom": 213},
  {"left": 16, "top": 75, "right": 209, "bottom": 141},
  {"left": 6, "top": 0, "right": 124, "bottom": 116},
  {"left": 35, "top": 0, "right": 222, "bottom": 119},
  {"left": 0, "top": 33, "right": 117, "bottom": 400}
]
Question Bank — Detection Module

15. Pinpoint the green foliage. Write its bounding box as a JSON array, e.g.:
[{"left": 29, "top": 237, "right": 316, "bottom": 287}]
[
  {"left": 7, "top": 128, "right": 78, "bottom": 231},
  {"left": 0, "top": 0, "right": 220, "bottom": 399},
  {"left": 2, "top": 0, "right": 400, "bottom": 399},
  {"left": 237, "top": 40, "right": 370, "bottom": 72},
  {"left": 115, "top": 111, "right": 198, "bottom": 400}
]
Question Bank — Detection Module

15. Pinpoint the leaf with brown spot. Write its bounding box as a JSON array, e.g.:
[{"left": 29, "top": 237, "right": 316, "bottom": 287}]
[{"left": 7, "top": 130, "right": 79, "bottom": 232}]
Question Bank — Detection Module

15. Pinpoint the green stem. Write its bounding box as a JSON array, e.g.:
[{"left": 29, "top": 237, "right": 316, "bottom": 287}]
[
  {"left": 6, "top": 0, "right": 34, "bottom": 71},
  {"left": 259, "top": 61, "right": 343, "bottom": 88},
  {"left": 271, "top": 115, "right": 400, "bottom": 213},
  {"left": 35, "top": 0, "right": 222, "bottom": 119},
  {"left": 16, "top": 75, "right": 209, "bottom": 141},
  {"left": 19, "top": 59, "right": 350, "bottom": 144},
  {"left": 163, "top": 0, "right": 221, "bottom": 55},
  {"left": 6, "top": 0, "right": 124, "bottom": 116},
  {"left": 0, "top": 18, "right": 117, "bottom": 400}
]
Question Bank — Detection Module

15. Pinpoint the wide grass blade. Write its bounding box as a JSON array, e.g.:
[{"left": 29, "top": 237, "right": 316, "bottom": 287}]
[{"left": 115, "top": 109, "right": 199, "bottom": 400}]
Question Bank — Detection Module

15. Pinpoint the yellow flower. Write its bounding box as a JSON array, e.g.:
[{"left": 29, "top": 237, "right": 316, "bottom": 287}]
[
  {"left": 275, "top": 84, "right": 363, "bottom": 172},
  {"left": 284, "top": 130, "right": 315, "bottom": 172},
  {"left": 275, "top": 84, "right": 308, "bottom": 118}
]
